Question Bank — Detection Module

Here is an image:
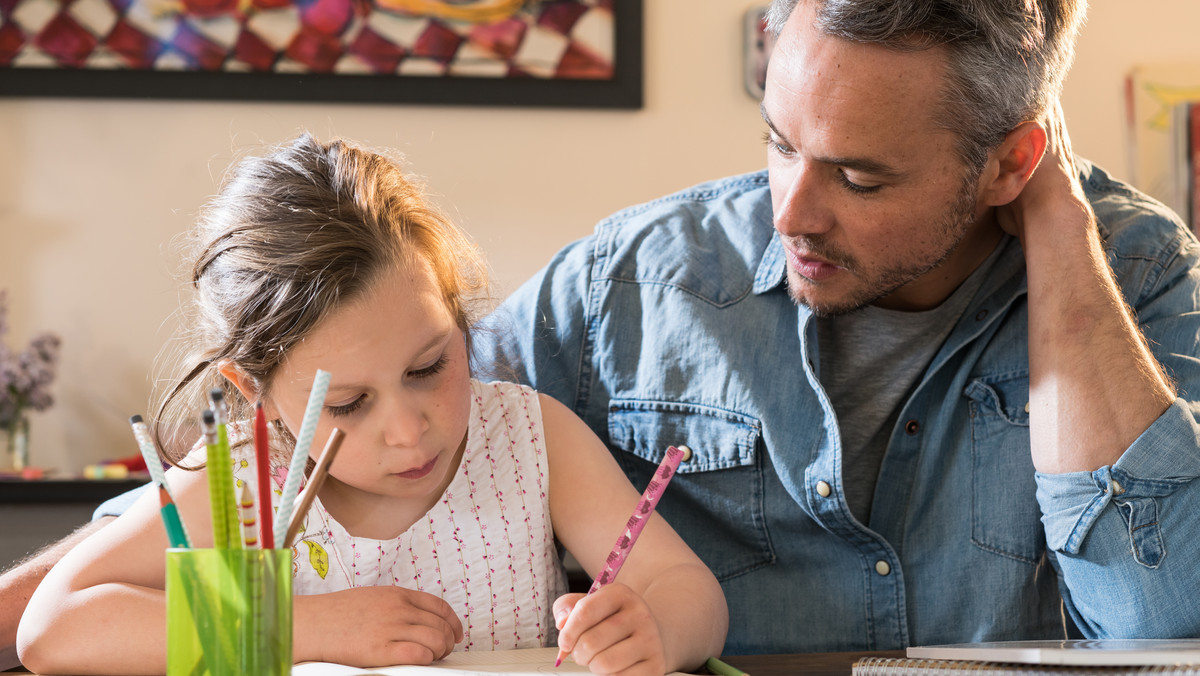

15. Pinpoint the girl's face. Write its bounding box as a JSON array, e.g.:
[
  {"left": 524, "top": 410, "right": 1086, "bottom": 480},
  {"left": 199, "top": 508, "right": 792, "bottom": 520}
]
[{"left": 265, "top": 261, "right": 472, "bottom": 537}]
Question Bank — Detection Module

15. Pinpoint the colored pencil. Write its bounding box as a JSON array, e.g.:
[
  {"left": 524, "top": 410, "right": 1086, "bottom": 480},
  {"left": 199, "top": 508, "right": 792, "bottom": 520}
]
[
  {"left": 157, "top": 484, "right": 191, "bottom": 549},
  {"left": 705, "top": 656, "right": 750, "bottom": 676},
  {"left": 207, "top": 390, "right": 241, "bottom": 550},
  {"left": 239, "top": 483, "right": 259, "bottom": 548},
  {"left": 128, "top": 415, "right": 169, "bottom": 494},
  {"left": 554, "top": 445, "right": 689, "bottom": 667},
  {"left": 282, "top": 428, "right": 344, "bottom": 548},
  {"left": 254, "top": 401, "right": 274, "bottom": 549},
  {"left": 274, "top": 369, "right": 331, "bottom": 548},
  {"left": 201, "top": 409, "right": 229, "bottom": 549}
]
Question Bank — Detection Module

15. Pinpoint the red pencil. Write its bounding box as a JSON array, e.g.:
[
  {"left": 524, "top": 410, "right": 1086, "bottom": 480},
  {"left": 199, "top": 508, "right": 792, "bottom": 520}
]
[{"left": 254, "top": 401, "right": 274, "bottom": 549}]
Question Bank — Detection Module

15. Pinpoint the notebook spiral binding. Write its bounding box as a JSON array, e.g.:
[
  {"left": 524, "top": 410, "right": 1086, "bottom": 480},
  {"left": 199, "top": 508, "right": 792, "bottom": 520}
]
[{"left": 853, "top": 657, "right": 1200, "bottom": 676}]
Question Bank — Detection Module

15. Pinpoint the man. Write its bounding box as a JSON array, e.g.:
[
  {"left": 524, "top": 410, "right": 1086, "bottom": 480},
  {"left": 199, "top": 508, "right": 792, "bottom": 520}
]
[
  {"left": 474, "top": 0, "right": 1200, "bottom": 655},
  {"left": 5, "top": 0, "right": 1200, "bottom": 664}
]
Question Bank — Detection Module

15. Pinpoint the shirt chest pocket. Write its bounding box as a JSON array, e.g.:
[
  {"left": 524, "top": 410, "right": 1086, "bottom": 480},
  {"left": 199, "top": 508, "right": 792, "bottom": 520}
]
[
  {"left": 607, "top": 400, "right": 774, "bottom": 581},
  {"left": 964, "top": 374, "right": 1044, "bottom": 565}
]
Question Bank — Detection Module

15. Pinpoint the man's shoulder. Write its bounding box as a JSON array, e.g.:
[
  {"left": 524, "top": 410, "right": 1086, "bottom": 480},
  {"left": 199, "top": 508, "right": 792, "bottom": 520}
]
[
  {"left": 1080, "top": 158, "right": 1194, "bottom": 260},
  {"left": 600, "top": 169, "right": 771, "bottom": 230},
  {"left": 584, "top": 170, "right": 775, "bottom": 294}
]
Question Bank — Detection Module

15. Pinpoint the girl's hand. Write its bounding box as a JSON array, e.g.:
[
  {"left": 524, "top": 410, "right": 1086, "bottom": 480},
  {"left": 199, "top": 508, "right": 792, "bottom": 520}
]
[
  {"left": 295, "top": 587, "right": 464, "bottom": 666},
  {"left": 553, "top": 584, "right": 668, "bottom": 676}
]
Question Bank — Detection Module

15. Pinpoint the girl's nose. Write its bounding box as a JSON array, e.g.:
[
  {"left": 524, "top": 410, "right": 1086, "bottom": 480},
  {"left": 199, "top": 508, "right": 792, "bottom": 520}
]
[{"left": 382, "top": 397, "right": 428, "bottom": 448}]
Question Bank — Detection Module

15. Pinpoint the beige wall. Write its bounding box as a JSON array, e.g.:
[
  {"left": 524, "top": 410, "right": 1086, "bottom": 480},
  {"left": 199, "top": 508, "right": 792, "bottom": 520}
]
[{"left": 2, "top": 0, "right": 1199, "bottom": 474}]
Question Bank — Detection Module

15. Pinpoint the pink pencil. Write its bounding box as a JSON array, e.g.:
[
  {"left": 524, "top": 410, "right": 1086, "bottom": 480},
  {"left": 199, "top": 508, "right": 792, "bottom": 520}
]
[
  {"left": 554, "top": 445, "right": 689, "bottom": 668},
  {"left": 254, "top": 401, "right": 274, "bottom": 549}
]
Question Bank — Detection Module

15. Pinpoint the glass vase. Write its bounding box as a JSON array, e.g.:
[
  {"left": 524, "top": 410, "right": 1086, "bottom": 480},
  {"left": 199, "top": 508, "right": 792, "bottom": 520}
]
[{"left": 5, "top": 412, "right": 29, "bottom": 471}]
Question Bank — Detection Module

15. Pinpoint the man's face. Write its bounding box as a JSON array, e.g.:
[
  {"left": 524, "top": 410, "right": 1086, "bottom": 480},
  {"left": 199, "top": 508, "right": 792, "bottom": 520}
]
[{"left": 763, "top": 2, "right": 1001, "bottom": 316}]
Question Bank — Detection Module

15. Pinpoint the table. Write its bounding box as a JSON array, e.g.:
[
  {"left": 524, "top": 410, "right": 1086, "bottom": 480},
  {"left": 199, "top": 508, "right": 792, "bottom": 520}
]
[
  {"left": 7, "top": 650, "right": 908, "bottom": 675},
  {"left": 716, "top": 650, "right": 907, "bottom": 676}
]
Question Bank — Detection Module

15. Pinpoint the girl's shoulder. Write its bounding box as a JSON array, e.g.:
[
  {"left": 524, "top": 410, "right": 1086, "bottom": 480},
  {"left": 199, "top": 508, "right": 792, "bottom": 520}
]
[{"left": 470, "top": 377, "right": 537, "bottom": 401}]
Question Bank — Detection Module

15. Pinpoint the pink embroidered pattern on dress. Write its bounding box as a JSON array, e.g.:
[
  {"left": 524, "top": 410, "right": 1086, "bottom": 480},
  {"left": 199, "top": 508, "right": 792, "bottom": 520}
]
[
  {"left": 493, "top": 382, "right": 539, "bottom": 642},
  {"left": 517, "top": 386, "right": 550, "bottom": 640},
  {"left": 480, "top": 384, "right": 513, "bottom": 645},
  {"left": 447, "top": 453, "right": 473, "bottom": 649}
]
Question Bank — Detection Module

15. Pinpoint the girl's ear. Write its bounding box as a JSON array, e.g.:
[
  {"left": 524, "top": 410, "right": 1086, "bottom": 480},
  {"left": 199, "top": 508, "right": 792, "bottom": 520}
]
[
  {"left": 217, "top": 360, "right": 257, "bottom": 400},
  {"left": 978, "top": 121, "right": 1048, "bottom": 207},
  {"left": 216, "top": 361, "right": 278, "bottom": 418}
]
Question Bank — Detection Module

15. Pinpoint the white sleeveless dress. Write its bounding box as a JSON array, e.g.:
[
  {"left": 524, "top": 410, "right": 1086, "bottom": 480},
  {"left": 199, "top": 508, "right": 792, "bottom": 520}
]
[{"left": 214, "top": 379, "right": 566, "bottom": 651}]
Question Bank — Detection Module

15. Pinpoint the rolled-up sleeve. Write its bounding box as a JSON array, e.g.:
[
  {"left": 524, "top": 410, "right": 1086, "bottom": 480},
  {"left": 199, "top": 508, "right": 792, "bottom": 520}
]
[{"left": 1036, "top": 397, "right": 1200, "bottom": 637}]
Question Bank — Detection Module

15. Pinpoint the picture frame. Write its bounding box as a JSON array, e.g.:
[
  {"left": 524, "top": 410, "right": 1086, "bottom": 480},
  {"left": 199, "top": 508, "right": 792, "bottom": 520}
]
[
  {"left": 742, "top": 5, "right": 773, "bottom": 101},
  {"left": 0, "top": 0, "right": 642, "bottom": 108}
]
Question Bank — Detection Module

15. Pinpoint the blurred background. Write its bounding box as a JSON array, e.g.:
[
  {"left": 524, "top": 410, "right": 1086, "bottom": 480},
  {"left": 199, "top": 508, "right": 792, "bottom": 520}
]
[{"left": 2, "top": 0, "right": 1199, "bottom": 476}]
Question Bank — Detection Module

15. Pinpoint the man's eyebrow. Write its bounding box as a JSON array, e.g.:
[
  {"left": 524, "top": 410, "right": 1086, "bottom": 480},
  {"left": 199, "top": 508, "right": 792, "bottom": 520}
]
[{"left": 760, "top": 104, "right": 906, "bottom": 179}]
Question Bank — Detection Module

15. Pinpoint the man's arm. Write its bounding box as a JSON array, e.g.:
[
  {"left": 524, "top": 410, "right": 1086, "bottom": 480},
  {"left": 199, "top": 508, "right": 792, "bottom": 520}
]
[
  {"left": 1002, "top": 102, "right": 1176, "bottom": 472},
  {"left": 999, "top": 102, "right": 1200, "bottom": 638},
  {"left": 0, "top": 517, "right": 113, "bottom": 671}
]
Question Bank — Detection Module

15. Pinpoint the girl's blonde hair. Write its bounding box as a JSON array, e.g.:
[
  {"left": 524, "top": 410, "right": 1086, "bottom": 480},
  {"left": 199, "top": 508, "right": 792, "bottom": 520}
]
[{"left": 153, "top": 133, "right": 489, "bottom": 462}]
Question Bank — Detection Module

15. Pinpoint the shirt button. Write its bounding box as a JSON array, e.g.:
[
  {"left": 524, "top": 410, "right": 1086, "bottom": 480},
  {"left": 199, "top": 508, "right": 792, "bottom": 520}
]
[
  {"left": 816, "top": 481, "right": 832, "bottom": 498},
  {"left": 975, "top": 309, "right": 989, "bottom": 321},
  {"left": 875, "top": 560, "right": 891, "bottom": 576},
  {"left": 904, "top": 419, "right": 920, "bottom": 435}
]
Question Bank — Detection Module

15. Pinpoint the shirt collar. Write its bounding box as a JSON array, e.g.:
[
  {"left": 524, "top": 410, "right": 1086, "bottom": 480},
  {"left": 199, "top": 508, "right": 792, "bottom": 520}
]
[{"left": 754, "top": 230, "right": 789, "bottom": 295}]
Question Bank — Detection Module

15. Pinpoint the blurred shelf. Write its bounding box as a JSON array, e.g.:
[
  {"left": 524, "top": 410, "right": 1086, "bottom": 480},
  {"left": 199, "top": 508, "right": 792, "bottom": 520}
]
[{"left": 0, "top": 475, "right": 149, "bottom": 503}]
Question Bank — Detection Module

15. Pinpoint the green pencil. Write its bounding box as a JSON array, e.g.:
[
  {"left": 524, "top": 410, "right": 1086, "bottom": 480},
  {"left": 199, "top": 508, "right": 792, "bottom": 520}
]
[{"left": 706, "top": 656, "right": 750, "bottom": 676}]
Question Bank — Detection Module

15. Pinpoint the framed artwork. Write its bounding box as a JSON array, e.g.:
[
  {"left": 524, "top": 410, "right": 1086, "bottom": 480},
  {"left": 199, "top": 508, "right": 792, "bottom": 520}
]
[{"left": 0, "top": 0, "right": 642, "bottom": 108}]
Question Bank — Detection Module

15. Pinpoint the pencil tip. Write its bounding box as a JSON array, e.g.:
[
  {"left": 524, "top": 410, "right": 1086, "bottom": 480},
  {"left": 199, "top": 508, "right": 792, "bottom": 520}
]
[{"left": 129, "top": 414, "right": 143, "bottom": 425}]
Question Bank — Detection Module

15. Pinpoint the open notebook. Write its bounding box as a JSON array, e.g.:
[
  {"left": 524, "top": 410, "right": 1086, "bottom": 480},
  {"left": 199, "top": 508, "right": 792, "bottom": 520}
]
[
  {"left": 906, "top": 640, "right": 1200, "bottom": 666},
  {"left": 852, "top": 640, "right": 1200, "bottom": 676},
  {"left": 292, "top": 647, "right": 695, "bottom": 675}
]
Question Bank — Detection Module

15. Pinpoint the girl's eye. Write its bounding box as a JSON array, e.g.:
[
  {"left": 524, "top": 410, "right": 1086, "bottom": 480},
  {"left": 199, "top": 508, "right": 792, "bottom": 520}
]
[
  {"left": 410, "top": 355, "right": 448, "bottom": 380},
  {"left": 327, "top": 396, "right": 365, "bottom": 418}
]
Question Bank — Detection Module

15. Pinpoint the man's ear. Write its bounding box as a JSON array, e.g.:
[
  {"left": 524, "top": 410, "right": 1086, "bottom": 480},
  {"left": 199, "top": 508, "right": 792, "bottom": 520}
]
[
  {"left": 216, "top": 361, "right": 278, "bottom": 418},
  {"left": 979, "top": 121, "right": 1048, "bottom": 207}
]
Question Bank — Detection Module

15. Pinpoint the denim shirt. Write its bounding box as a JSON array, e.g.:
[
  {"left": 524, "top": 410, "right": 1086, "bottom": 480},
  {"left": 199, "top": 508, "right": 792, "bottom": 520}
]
[{"left": 473, "top": 163, "right": 1200, "bottom": 655}]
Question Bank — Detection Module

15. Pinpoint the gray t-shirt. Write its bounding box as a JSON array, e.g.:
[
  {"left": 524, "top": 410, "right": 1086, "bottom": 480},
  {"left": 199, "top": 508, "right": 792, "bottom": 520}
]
[{"left": 816, "top": 244, "right": 1002, "bottom": 524}]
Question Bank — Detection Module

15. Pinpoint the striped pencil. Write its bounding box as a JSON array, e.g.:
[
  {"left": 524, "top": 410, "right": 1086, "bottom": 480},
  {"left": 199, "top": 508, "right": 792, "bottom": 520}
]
[
  {"left": 274, "top": 369, "right": 331, "bottom": 548},
  {"left": 239, "top": 483, "right": 259, "bottom": 548},
  {"left": 554, "top": 445, "right": 689, "bottom": 667}
]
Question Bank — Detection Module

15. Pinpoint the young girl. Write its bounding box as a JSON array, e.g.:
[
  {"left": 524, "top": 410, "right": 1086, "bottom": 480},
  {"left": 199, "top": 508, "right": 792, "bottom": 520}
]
[{"left": 17, "top": 135, "right": 727, "bottom": 675}]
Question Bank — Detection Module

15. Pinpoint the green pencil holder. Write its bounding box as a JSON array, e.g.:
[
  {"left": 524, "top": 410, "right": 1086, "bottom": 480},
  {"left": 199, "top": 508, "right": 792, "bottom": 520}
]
[{"left": 165, "top": 548, "right": 293, "bottom": 676}]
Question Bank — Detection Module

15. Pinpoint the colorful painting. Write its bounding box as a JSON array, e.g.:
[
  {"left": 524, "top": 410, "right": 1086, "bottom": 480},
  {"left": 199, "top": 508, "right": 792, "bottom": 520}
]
[{"left": 0, "top": 0, "right": 642, "bottom": 107}]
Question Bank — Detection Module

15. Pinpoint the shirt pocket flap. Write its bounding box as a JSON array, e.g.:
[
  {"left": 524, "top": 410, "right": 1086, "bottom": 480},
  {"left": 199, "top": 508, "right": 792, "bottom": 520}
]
[{"left": 607, "top": 399, "right": 761, "bottom": 472}]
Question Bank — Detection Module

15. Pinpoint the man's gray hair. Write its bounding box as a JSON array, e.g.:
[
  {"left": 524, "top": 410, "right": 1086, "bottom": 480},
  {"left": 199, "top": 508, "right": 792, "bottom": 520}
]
[{"left": 764, "top": 0, "right": 1086, "bottom": 172}]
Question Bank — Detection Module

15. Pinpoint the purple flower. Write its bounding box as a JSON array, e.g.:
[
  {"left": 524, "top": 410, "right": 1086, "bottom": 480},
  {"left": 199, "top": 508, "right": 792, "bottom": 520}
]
[{"left": 0, "top": 290, "right": 62, "bottom": 429}]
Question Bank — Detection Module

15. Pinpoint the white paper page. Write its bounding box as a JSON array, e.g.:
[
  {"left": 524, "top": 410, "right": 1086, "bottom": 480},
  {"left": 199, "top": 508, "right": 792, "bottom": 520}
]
[{"left": 293, "top": 647, "right": 694, "bottom": 675}]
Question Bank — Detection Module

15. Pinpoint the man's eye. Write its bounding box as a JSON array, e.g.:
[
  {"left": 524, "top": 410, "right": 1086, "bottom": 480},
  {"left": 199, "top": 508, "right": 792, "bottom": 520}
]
[
  {"left": 837, "top": 170, "right": 882, "bottom": 195},
  {"left": 763, "top": 131, "right": 795, "bottom": 156}
]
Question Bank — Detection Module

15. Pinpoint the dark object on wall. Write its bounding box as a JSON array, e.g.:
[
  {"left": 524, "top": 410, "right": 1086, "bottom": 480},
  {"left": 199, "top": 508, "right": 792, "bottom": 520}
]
[
  {"left": 743, "top": 5, "right": 772, "bottom": 101},
  {"left": 0, "top": 0, "right": 642, "bottom": 109}
]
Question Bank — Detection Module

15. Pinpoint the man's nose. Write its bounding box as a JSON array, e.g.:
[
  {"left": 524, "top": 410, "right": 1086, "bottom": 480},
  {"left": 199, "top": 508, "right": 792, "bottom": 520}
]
[{"left": 773, "top": 163, "right": 835, "bottom": 238}]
